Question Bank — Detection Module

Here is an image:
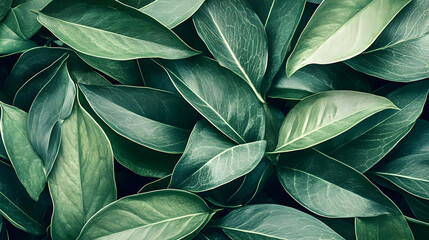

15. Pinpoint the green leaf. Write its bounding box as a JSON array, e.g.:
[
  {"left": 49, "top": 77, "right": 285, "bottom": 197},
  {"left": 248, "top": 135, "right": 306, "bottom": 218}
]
[
  {"left": 286, "top": 0, "right": 411, "bottom": 76},
  {"left": 217, "top": 204, "right": 344, "bottom": 239},
  {"left": 246, "top": 0, "right": 306, "bottom": 95},
  {"left": 372, "top": 120, "right": 429, "bottom": 200},
  {"left": 274, "top": 90, "right": 398, "bottom": 153},
  {"left": 170, "top": 120, "right": 266, "bottom": 192},
  {"left": 0, "top": 161, "right": 47, "bottom": 235},
  {"left": 138, "top": 175, "right": 171, "bottom": 193},
  {"left": 79, "top": 84, "right": 198, "bottom": 153},
  {"left": 139, "top": 59, "right": 179, "bottom": 95},
  {"left": 0, "top": 103, "right": 46, "bottom": 201},
  {"left": 138, "top": 0, "right": 205, "bottom": 29},
  {"left": 27, "top": 54, "right": 76, "bottom": 174},
  {"left": 0, "top": 217, "right": 8, "bottom": 240},
  {"left": 158, "top": 56, "right": 266, "bottom": 144},
  {"left": 14, "top": 53, "right": 69, "bottom": 111},
  {"left": 193, "top": 0, "right": 268, "bottom": 102},
  {"left": 406, "top": 217, "right": 429, "bottom": 240},
  {"left": 48, "top": 98, "right": 117, "bottom": 240},
  {"left": 277, "top": 149, "right": 396, "bottom": 217},
  {"left": 268, "top": 63, "right": 370, "bottom": 100},
  {"left": 317, "top": 80, "right": 429, "bottom": 172},
  {"left": 0, "top": 0, "right": 12, "bottom": 21},
  {"left": 36, "top": 0, "right": 197, "bottom": 60},
  {"left": 404, "top": 193, "right": 429, "bottom": 223},
  {"left": 76, "top": 53, "right": 144, "bottom": 86},
  {"left": 0, "top": 24, "right": 37, "bottom": 55},
  {"left": 346, "top": 0, "right": 429, "bottom": 81},
  {"left": 77, "top": 190, "right": 214, "bottom": 240},
  {"left": 356, "top": 214, "right": 413, "bottom": 240},
  {"left": 195, "top": 228, "right": 230, "bottom": 240}
]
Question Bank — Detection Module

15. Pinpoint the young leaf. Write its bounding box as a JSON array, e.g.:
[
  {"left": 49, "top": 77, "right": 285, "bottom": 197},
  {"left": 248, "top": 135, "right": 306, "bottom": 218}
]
[
  {"left": 274, "top": 90, "right": 398, "bottom": 153},
  {"left": 77, "top": 190, "right": 214, "bottom": 240},
  {"left": 137, "top": 0, "right": 206, "bottom": 29},
  {"left": 79, "top": 84, "right": 199, "bottom": 153},
  {"left": 276, "top": 149, "right": 397, "bottom": 217},
  {"left": 0, "top": 161, "right": 47, "bottom": 235},
  {"left": 217, "top": 204, "right": 344, "bottom": 239},
  {"left": 27, "top": 55, "right": 76, "bottom": 174},
  {"left": 170, "top": 120, "right": 266, "bottom": 192},
  {"left": 193, "top": 0, "right": 268, "bottom": 102},
  {"left": 35, "top": 0, "right": 197, "bottom": 60},
  {"left": 0, "top": 103, "right": 46, "bottom": 201},
  {"left": 48, "top": 98, "right": 117, "bottom": 240},
  {"left": 372, "top": 120, "right": 429, "bottom": 200},
  {"left": 247, "top": 0, "right": 306, "bottom": 95},
  {"left": 346, "top": 0, "right": 429, "bottom": 81},
  {"left": 286, "top": 0, "right": 411, "bottom": 76},
  {"left": 356, "top": 214, "right": 413, "bottom": 240},
  {"left": 268, "top": 63, "right": 370, "bottom": 100},
  {"left": 317, "top": 80, "right": 429, "bottom": 172},
  {"left": 158, "top": 56, "right": 266, "bottom": 144}
]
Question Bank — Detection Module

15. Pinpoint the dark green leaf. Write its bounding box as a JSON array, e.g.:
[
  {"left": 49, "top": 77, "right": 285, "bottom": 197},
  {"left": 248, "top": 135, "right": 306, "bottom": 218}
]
[
  {"left": 48, "top": 98, "right": 116, "bottom": 240},
  {"left": 0, "top": 0, "right": 12, "bottom": 21},
  {"left": 158, "top": 56, "right": 265, "bottom": 144},
  {"left": 274, "top": 90, "right": 398, "bottom": 153},
  {"left": 193, "top": 0, "right": 268, "bottom": 102},
  {"left": 286, "top": 0, "right": 411, "bottom": 76},
  {"left": 79, "top": 84, "right": 199, "bottom": 153},
  {"left": 36, "top": 0, "right": 197, "bottom": 60},
  {"left": 1, "top": 103, "right": 46, "bottom": 201},
  {"left": 139, "top": 59, "right": 179, "bottom": 95},
  {"left": 404, "top": 193, "right": 429, "bottom": 223},
  {"left": 346, "top": 0, "right": 429, "bottom": 81},
  {"left": 77, "top": 190, "right": 214, "bottom": 240},
  {"left": 356, "top": 214, "right": 413, "bottom": 240},
  {"left": 138, "top": 175, "right": 171, "bottom": 193},
  {"left": 170, "top": 120, "right": 266, "bottom": 192},
  {"left": 406, "top": 217, "right": 429, "bottom": 240},
  {"left": 0, "top": 217, "right": 8, "bottom": 240},
  {"left": 217, "top": 204, "right": 344, "bottom": 239}
]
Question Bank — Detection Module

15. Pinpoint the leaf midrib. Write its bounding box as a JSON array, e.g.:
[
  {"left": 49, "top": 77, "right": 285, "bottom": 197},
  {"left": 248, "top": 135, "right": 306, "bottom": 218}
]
[{"left": 374, "top": 172, "right": 429, "bottom": 184}]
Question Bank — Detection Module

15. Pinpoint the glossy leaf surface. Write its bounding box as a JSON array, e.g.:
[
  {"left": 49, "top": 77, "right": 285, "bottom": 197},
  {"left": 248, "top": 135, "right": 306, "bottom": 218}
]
[
  {"left": 286, "top": 0, "right": 410, "bottom": 76},
  {"left": 48, "top": 99, "right": 116, "bottom": 240},
  {"left": 77, "top": 190, "right": 213, "bottom": 240},
  {"left": 36, "top": 0, "right": 197, "bottom": 60},
  {"left": 274, "top": 91, "right": 398, "bottom": 153},
  {"left": 170, "top": 121, "right": 266, "bottom": 192}
]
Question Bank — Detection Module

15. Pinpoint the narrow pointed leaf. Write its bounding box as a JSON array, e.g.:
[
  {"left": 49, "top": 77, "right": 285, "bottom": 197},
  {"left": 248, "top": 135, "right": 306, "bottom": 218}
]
[
  {"left": 346, "top": 0, "right": 429, "bottom": 81},
  {"left": 217, "top": 204, "right": 344, "bottom": 239},
  {"left": 193, "top": 0, "right": 268, "bottom": 102},
  {"left": 317, "top": 80, "right": 429, "bottom": 172},
  {"left": 27, "top": 55, "right": 76, "bottom": 174},
  {"left": 79, "top": 84, "right": 199, "bottom": 153},
  {"left": 48, "top": 99, "right": 117, "bottom": 240},
  {"left": 247, "top": 0, "right": 306, "bottom": 95},
  {"left": 0, "top": 161, "right": 47, "bottom": 235},
  {"left": 77, "top": 190, "right": 214, "bottom": 240},
  {"left": 277, "top": 149, "right": 396, "bottom": 217},
  {"left": 158, "top": 56, "right": 265, "bottom": 144},
  {"left": 274, "top": 90, "right": 398, "bottom": 153},
  {"left": 170, "top": 121, "right": 266, "bottom": 192},
  {"left": 356, "top": 214, "right": 413, "bottom": 240},
  {"left": 36, "top": 0, "right": 197, "bottom": 60},
  {"left": 268, "top": 63, "right": 370, "bottom": 100},
  {"left": 0, "top": 103, "right": 46, "bottom": 201},
  {"left": 286, "top": 0, "right": 410, "bottom": 76}
]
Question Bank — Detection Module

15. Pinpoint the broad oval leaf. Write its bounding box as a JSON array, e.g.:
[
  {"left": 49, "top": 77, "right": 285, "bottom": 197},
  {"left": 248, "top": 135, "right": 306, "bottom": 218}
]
[
  {"left": 0, "top": 103, "right": 46, "bottom": 201},
  {"left": 27, "top": 55, "right": 76, "bottom": 174},
  {"left": 77, "top": 190, "right": 214, "bottom": 240},
  {"left": 277, "top": 149, "right": 396, "bottom": 217},
  {"left": 48, "top": 98, "right": 117, "bottom": 240},
  {"left": 170, "top": 121, "right": 266, "bottom": 192},
  {"left": 274, "top": 90, "right": 398, "bottom": 153},
  {"left": 0, "top": 161, "right": 47, "bottom": 235},
  {"left": 138, "top": 0, "right": 206, "bottom": 29},
  {"left": 217, "top": 204, "right": 344, "bottom": 239},
  {"left": 356, "top": 214, "right": 413, "bottom": 240},
  {"left": 246, "top": 0, "right": 306, "bottom": 95},
  {"left": 268, "top": 63, "right": 370, "bottom": 100},
  {"left": 346, "top": 0, "right": 429, "bottom": 81},
  {"left": 286, "top": 0, "right": 411, "bottom": 76},
  {"left": 79, "top": 84, "right": 199, "bottom": 153},
  {"left": 0, "top": 24, "right": 37, "bottom": 55},
  {"left": 316, "top": 80, "right": 429, "bottom": 172},
  {"left": 372, "top": 120, "right": 429, "bottom": 200},
  {"left": 0, "top": 0, "right": 12, "bottom": 21},
  {"left": 36, "top": 0, "right": 197, "bottom": 60},
  {"left": 193, "top": 0, "right": 268, "bottom": 102},
  {"left": 158, "top": 56, "right": 265, "bottom": 144}
]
